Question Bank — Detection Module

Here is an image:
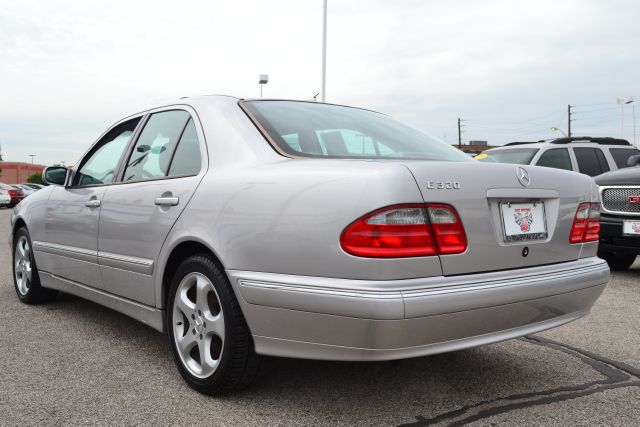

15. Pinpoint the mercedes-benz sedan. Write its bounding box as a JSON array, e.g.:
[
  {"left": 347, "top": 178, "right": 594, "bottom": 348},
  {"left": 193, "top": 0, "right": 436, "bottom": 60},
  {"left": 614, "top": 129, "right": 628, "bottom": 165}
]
[{"left": 10, "top": 96, "right": 609, "bottom": 394}]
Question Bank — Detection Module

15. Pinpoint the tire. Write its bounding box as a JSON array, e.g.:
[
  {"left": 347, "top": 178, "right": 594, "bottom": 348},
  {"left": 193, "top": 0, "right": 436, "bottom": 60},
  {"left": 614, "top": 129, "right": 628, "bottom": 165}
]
[
  {"left": 12, "top": 227, "right": 58, "bottom": 304},
  {"left": 167, "top": 254, "right": 262, "bottom": 395},
  {"left": 600, "top": 252, "right": 637, "bottom": 271}
]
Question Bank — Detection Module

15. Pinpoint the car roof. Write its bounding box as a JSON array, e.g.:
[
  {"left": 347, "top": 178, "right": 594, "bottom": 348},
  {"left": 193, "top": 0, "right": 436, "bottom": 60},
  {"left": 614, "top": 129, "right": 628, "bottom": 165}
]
[{"left": 487, "top": 138, "right": 634, "bottom": 152}]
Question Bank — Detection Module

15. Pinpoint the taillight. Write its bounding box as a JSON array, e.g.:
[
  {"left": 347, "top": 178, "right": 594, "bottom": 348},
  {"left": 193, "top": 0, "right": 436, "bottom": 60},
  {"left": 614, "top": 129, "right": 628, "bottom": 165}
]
[
  {"left": 7, "top": 189, "right": 17, "bottom": 197},
  {"left": 340, "top": 204, "right": 467, "bottom": 258},
  {"left": 570, "top": 202, "right": 600, "bottom": 243}
]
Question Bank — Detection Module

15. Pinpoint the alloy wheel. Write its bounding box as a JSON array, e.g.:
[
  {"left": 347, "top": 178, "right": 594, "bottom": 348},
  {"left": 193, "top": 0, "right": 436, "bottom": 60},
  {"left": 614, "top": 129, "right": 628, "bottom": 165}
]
[
  {"left": 14, "top": 236, "right": 32, "bottom": 296},
  {"left": 172, "top": 272, "right": 225, "bottom": 378}
]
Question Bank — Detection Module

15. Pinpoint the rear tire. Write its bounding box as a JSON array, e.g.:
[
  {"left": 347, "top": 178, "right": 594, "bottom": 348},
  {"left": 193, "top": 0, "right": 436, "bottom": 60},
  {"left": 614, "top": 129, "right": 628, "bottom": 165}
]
[
  {"left": 12, "top": 227, "right": 58, "bottom": 304},
  {"left": 600, "top": 252, "right": 637, "bottom": 271},
  {"left": 167, "top": 254, "right": 262, "bottom": 395}
]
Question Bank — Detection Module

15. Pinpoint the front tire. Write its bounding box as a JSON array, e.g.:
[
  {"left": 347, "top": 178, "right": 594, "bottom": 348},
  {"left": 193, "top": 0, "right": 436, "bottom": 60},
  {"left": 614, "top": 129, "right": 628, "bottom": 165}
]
[
  {"left": 167, "top": 254, "right": 262, "bottom": 395},
  {"left": 600, "top": 252, "right": 637, "bottom": 271},
  {"left": 12, "top": 227, "right": 57, "bottom": 304}
]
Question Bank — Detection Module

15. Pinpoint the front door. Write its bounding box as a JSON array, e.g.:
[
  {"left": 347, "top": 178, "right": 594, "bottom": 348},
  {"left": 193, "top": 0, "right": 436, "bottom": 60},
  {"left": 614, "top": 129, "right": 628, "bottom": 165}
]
[
  {"left": 38, "top": 117, "right": 141, "bottom": 289},
  {"left": 97, "top": 109, "right": 205, "bottom": 305}
]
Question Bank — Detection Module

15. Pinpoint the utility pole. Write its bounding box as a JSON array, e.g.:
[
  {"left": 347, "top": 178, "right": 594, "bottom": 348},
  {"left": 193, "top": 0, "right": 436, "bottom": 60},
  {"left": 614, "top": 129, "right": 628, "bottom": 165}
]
[
  {"left": 567, "top": 104, "right": 573, "bottom": 137},
  {"left": 457, "top": 118, "right": 463, "bottom": 149}
]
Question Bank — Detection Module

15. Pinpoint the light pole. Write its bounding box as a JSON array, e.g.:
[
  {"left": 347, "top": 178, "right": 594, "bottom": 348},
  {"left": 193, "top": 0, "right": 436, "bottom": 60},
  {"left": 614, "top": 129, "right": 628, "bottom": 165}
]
[
  {"left": 320, "top": 0, "right": 327, "bottom": 102},
  {"left": 258, "top": 74, "right": 269, "bottom": 98},
  {"left": 551, "top": 127, "right": 568, "bottom": 137},
  {"left": 29, "top": 154, "right": 35, "bottom": 164},
  {"left": 616, "top": 96, "right": 634, "bottom": 139}
]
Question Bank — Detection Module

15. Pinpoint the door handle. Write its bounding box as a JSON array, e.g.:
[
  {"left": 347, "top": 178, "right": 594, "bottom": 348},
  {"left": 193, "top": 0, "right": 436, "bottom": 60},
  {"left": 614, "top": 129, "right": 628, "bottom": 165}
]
[
  {"left": 85, "top": 199, "right": 101, "bottom": 208},
  {"left": 155, "top": 196, "right": 179, "bottom": 207}
]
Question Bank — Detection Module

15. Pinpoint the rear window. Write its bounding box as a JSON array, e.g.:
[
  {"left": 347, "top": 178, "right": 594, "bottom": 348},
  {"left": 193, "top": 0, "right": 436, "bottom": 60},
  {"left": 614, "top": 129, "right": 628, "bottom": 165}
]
[
  {"left": 610, "top": 148, "right": 640, "bottom": 168},
  {"left": 476, "top": 148, "right": 539, "bottom": 165},
  {"left": 242, "top": 101, "right": 471, "bottom": 162},
  {"left": 574, "top": 147, "right": 609, "bottom": 177}
]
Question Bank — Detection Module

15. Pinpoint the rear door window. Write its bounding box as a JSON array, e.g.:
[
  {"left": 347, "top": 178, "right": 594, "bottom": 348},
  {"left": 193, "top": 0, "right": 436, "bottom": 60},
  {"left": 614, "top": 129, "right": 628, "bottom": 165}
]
[
  {"left": 123, "top": 110, "right": 190, "bottom": 182},
  {"left": 573, "top": 147, "right": 609, "bottom": 176},
  {"left": 610, "top": 148, "right": 640, "bottom": 168},
  {"left": 167, "top": 119, "right": 202, "bottom": 177},
  {"left": 535, "top": 148, "right": 572, "bottom": 171}
]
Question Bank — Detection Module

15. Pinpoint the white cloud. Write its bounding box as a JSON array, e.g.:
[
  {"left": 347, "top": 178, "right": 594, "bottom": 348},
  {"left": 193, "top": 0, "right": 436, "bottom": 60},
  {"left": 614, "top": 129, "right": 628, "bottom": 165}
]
[{"left": 1, "top": 0, "right": 639, "bottom": 165}]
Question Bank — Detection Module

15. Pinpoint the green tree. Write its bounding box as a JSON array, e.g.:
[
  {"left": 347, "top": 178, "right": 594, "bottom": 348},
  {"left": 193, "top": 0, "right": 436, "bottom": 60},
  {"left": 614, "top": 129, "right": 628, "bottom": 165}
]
[{"left": 27, "top": 173, "right": 45, "bottom": 185}]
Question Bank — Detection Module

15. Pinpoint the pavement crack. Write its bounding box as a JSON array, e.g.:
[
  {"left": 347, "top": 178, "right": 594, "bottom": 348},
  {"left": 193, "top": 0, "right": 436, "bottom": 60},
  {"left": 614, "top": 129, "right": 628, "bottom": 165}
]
[{"left": 400, "top": 334, "right": 640, "bottom": 426}]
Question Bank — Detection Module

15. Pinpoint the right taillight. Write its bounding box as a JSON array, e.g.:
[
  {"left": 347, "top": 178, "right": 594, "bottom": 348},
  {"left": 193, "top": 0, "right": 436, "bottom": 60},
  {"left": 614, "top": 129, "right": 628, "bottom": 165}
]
[
  {"left": 340, "top": 203, "right": 467, "bottom": 258},
  {"left": 570, "top": 202, "right": 600, "bottom": 243}
]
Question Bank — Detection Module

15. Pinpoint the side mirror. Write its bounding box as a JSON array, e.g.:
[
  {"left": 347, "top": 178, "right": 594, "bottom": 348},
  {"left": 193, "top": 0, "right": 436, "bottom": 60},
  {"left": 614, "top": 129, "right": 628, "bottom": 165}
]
[
  {"left": 42, "top": 166, "right": 69, "bottom": 186},
  {"left": 627, "top": 155, "right": 640, "bottom": 167}
]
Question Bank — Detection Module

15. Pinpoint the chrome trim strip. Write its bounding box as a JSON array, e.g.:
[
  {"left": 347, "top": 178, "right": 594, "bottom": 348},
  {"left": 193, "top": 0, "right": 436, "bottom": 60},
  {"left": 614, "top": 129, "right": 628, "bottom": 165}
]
[
  {"left": 238, "top": 280, "right": 402, "bottom": 299},
  {"left": 39, "top": 271, "right": 164, "bottom": 332},
  {"left": 98, "top": 251, "right": 154, "bottom": 275},
  {"left": 32, "top": 241, "right": 97, "bottom": 263},
  {"left": 599, "top": 185, "right": 640, "bottom": 217}
]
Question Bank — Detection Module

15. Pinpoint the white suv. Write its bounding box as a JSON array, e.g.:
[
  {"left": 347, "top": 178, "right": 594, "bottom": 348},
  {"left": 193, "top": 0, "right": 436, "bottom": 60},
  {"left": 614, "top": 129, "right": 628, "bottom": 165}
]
[{"left": 477, "top": 137, "right": 640, "bottom": 177}]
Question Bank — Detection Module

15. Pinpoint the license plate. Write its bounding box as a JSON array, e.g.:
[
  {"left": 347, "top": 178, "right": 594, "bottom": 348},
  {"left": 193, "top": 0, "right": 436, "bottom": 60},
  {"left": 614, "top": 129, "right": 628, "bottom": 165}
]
[
  {"left": 623, "top": 220, "right": 640, "bottom": 236},
  {"left": 500, "top": 202, "right": 548, "bottom": 242}
]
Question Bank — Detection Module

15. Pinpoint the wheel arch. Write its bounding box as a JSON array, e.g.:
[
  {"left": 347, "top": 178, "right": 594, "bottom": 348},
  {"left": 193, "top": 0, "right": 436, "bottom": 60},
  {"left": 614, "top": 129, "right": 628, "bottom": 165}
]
[
  {"left": 160, "top": 239, "right": 228, "bottom": 310},
  {"left": 12, "top": 217, "right": 27, "bottom": 243}
]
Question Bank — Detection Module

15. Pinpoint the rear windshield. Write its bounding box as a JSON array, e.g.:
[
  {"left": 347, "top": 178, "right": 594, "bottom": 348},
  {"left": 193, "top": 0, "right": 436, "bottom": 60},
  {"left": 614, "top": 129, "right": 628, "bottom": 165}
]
[
  {"left": 242, "top": 100, "right": 472, "bottom": 162},
  {"left": 476, "top": 148, "right": 539, "bottom": 165}
]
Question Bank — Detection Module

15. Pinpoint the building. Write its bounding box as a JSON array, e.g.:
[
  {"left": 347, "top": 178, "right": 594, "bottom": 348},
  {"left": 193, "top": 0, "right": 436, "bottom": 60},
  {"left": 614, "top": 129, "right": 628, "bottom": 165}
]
[
  {"left": 0, "top": 162, "right": 46, "bottom": 184},
  {"left": 455, "top": 141, "right": 497, "bottom": 156}
]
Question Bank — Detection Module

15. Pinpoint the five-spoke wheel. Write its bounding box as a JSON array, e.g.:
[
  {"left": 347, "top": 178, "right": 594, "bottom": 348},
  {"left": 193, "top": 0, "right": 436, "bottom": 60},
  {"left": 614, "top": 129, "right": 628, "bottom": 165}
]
[
  {"left": 167, "top": 254, "right": 262, "bottom": 394},
  {"left": 172, "top": 272, "right": 225, "bottom": 378}
]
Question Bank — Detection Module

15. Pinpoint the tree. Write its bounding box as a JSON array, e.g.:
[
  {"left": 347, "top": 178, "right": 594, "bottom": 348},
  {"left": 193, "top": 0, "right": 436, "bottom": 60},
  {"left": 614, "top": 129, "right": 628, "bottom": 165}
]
[{"left": 27, "top": 173, "right": 45, "bottom": 185}]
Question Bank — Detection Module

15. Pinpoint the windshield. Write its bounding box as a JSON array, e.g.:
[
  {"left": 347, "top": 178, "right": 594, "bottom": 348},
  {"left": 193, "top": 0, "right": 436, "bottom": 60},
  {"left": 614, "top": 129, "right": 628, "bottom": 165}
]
[
  {"left": 243, "top": 100, "right": 472, "bottom": 162},
  {"left": 476, "top": 148, "right": 539, "bottom": 165}
]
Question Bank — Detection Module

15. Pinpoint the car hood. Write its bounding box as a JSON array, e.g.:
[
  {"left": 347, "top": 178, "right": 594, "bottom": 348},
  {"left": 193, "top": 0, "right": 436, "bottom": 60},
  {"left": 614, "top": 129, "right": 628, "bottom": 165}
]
[{"left": 595, "top": 167, "right": 640, "bottom": 186}]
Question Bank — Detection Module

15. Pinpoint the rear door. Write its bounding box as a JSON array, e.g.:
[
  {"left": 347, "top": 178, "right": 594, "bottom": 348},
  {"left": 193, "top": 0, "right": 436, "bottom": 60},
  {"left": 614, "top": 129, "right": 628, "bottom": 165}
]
[
  {"left": 97, "top": 108, "right": 207, "bottom": 305},
  {"left": 39, "top": 117, "right": 140, "bottom": 288}
]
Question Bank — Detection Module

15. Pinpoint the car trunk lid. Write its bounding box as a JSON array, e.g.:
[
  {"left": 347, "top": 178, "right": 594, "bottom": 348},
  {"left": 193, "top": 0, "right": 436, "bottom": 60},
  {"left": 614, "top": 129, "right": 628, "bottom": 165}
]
[{"left": 403, "top": 161, "right": 592, "bottom": 275}]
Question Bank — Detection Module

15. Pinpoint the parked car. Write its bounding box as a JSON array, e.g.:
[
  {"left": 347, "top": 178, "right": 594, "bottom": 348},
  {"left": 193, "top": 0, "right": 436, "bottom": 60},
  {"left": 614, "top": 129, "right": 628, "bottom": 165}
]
[
  {"left": 21, "top": 183, "right": 45, "bottom": 191},
  {"left": 476, "top": 137, "right": 640, "bottom": 177},
  {"left": 595, "top": 156, "right": 640, "bottom": 270},
  {"left": 10, "top": 96, "right": 609, "bottom": 394},
  {"left": 12, "top": 184, "right": 35, "bottom": 197},
  {"left": 0, "top": 187, "right": 11, "bottom": 207},
  {"left": 0, "top": 183, "right": 24, "bottom": 207}
]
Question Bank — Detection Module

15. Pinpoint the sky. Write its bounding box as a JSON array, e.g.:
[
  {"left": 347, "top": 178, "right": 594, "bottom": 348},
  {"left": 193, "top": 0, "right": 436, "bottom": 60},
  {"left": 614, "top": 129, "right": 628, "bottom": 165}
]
[{"left": 1, "top": 0, "right": 640, "bottom": 166}]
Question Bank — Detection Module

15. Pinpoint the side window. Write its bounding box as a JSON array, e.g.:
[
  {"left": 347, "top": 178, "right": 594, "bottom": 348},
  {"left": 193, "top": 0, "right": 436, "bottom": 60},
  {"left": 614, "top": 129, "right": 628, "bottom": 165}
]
[
  {"left": 75, "top": 118, "right": 141, "bottom": 186},
  {"left": 168, "top": 119, "right": 202, "bottom": 176},
  {"left": 123, "top": 110, "right": 190, "bottom": 182},
  {"left": 594, "top": 149, "right": 610, "bottom": 173},
  {"left": 574, "top": 147, "right": 606, "bottom": 177},
  {"left": 610, "top": 148, "right": 640, "bottom": 168},
  {"left": 536, "top": 148, "right": 572, "bottom": 171}
]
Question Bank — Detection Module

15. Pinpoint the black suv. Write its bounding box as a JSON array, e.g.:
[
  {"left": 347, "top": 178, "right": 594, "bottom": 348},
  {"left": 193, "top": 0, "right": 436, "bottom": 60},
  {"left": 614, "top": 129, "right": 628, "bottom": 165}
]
[{"left": 596, "top": 156, "right": 640, "bottom": 270}]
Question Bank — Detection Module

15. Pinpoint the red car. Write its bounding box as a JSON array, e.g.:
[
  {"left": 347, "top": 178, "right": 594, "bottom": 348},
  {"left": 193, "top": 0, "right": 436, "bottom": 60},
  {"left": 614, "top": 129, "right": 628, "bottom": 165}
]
[{"left": 0, "top": 183, "right": 24, "bottom": 207}]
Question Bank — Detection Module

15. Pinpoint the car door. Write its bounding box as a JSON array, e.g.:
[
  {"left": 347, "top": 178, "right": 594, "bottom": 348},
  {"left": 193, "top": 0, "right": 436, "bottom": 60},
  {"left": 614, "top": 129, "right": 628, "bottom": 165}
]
[
  {"left": 39, "top": 117, "right": 141, "bottom": 289},
  {"left": 97, "top": 108, "right": 206, "bottom": 305}
]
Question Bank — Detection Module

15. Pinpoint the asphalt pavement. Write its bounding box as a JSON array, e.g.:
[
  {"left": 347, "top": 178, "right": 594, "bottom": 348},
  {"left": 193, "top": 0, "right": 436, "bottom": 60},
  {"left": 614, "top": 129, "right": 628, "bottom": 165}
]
[{"left": 0, "top": 208, "right": 638, "bottom": 426}]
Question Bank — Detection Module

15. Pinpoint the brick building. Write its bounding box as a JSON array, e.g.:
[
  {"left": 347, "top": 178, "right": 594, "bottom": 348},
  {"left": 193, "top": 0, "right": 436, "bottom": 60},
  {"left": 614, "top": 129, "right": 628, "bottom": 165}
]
[{"left": 0, "top": 162, "right": 46, "bottom": 184}]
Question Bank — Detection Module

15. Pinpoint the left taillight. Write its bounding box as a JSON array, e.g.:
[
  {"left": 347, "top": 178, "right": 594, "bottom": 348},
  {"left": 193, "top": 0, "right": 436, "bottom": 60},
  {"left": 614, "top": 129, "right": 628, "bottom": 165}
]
[
  {"left": 340, "top": 203, "right": 467, "bottom": 258},
  {"left": 570, "top": 202, "right": 600, "bottom": 243}
]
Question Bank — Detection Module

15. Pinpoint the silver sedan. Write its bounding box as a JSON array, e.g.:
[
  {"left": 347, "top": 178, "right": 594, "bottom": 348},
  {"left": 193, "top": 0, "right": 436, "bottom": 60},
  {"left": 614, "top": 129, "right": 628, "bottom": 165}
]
[{"left": 10, "top": 96, "right": 609, "bottom": 394}]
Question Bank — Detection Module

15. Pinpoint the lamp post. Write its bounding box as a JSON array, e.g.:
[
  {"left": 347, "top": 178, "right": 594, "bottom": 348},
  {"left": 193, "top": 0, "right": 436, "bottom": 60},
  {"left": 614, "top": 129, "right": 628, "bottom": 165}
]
[
  {"left": 616, "top": 96, "right": 634, "bottom": 139},
  {"left": 551, "top": 127, "right": 568, "bottom": 137},
  {"left": 258, "top": 74, "right": 269, "bottom": 98},
  {"left": 320, "top": 0, "right": 327, "bottom": 102},
  {"left": 29, "top": 154, "right": 35, "bottom": 164}
]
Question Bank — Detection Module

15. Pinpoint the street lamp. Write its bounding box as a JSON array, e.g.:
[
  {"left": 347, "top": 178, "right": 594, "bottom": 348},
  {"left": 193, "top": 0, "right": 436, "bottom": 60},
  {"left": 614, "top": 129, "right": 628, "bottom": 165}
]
[
  {"left": 616, "top": 96, "right": 634, "bottom": 139},
  {"left": 258, "top": 74, "right": 269, "bottom": 98},
  {"left": 551, "top": 127, "right": 568, "bottom": 137},
  {"left": 29, "top": 154, "right": 35, "bottom": 164}
]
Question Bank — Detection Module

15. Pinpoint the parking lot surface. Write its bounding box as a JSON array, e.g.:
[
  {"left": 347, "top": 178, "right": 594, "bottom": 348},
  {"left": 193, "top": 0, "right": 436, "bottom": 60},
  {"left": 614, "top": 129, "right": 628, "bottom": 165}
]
[{"left": 0, "top": 208, "right": 638, "bottom": 426}]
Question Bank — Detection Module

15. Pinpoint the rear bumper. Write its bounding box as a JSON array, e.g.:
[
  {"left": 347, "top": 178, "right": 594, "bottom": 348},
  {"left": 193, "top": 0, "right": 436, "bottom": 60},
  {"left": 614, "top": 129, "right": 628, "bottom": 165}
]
[
  {"left": 228, "top": 257, "right": 609, "bottom": 361},
  {"left": 599, "top": 214, "right": 640, "bottom": 255}
]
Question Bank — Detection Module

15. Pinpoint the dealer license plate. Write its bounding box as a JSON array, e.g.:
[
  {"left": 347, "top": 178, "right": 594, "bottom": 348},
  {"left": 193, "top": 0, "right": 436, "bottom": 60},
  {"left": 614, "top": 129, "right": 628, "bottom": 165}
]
[
  {"left": 623, "top": 220, "right": 640, "bottom": 236},
  {"left": 500, "top": 202, "right": 548, "bottom": 242}
]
